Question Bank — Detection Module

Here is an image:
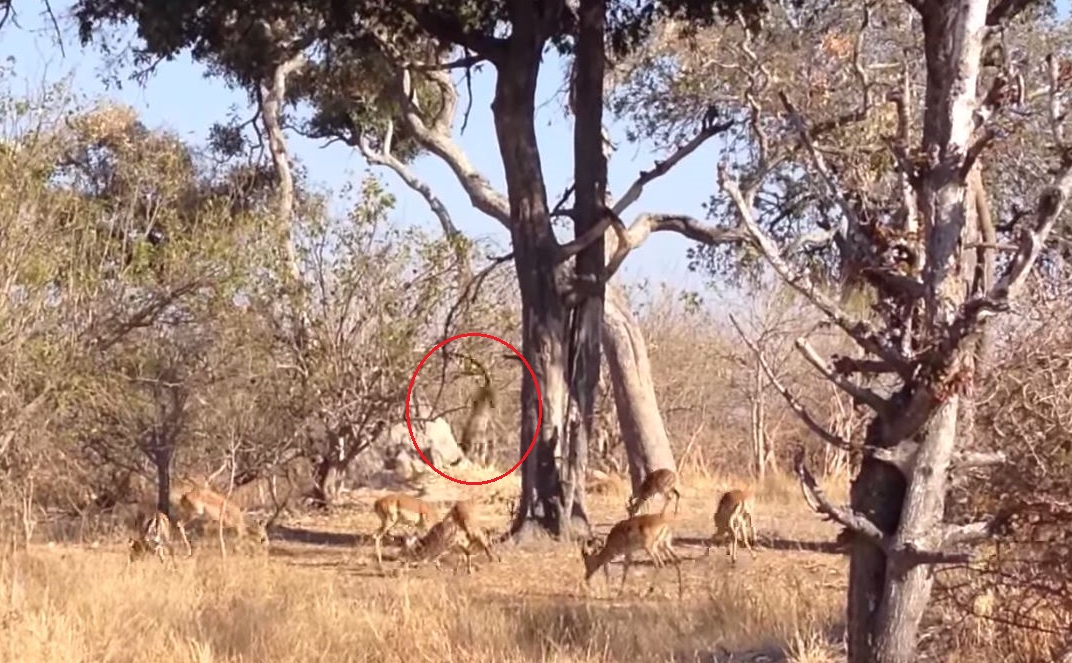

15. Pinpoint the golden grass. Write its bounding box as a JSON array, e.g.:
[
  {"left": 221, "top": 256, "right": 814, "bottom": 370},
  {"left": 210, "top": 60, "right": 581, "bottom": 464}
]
[{"left": 1, "top": 471, "right": 853, "bottom": 663}]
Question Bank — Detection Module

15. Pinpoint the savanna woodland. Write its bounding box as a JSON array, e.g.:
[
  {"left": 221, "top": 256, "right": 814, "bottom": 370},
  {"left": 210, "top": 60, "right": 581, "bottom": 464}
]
[{"left": 1, "top": 0, "right": 1070, "bottom": 661}]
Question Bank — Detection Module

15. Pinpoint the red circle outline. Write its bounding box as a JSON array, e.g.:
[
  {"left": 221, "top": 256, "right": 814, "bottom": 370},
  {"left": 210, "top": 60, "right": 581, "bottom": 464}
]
[{"left": 405, "top": 332, "right": 543, "bottom": 485}]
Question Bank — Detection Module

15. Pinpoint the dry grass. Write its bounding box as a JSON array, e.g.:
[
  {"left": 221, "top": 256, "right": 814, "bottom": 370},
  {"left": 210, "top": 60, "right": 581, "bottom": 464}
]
[{"left": 1, "top": 472, "right": 850, "bottom": 663}]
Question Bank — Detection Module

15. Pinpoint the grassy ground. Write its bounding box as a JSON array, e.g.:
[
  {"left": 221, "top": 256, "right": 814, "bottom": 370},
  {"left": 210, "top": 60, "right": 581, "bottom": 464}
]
[{"left": 1, "top": 472, "right": 853, "bottom": 663}]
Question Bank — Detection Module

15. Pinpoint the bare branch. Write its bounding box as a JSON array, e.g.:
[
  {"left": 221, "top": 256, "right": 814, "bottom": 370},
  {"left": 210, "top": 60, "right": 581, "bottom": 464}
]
[
  {"left": 943, "top": 164, "right": 1072, "bottom": 353},
  {"left": 729, "top": 314, "right": 853, "bottom": 450},
  {"left": 718, "top": 164, "right": 911, "bottom": 375},
  {"left": 394, "top": 68, "right": 511, "bottom": 227},
  {"left": 793, "top": 448, "right": 888, "bottom": 546},
  {"left": 794, "top": 449, "right": 976, "bottom": 565},
  {"left": 612, "top": 108, "right": 734, "bottom": 216},
  {"left": 795, "top": 338, "right": 891, "bottom": 415},
  {"left": 831, "top": 355, "right": 899, "bottom": 375},
  {"left": 942, "top": 519, "right": 1001, "bottom": 548},
  {"left": 778, "top": 91, "right": 865, "bottom": 240},
  {"left": 952, "top": 450, "right": 1006, "bottom": 470},
  {"left": 357, "top": 131, "right": 462, "bottom": 239}
]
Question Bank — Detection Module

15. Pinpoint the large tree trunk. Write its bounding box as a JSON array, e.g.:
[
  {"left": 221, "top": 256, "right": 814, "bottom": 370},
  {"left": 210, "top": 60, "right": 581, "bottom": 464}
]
[
  {"left": 559, "top": 0, "right": 607, "bottom": 540},
  {"left": 845, "top": 3, "right": 989, "bottom": 661},
  {"left": 496, "top": 14, "right": 586, "bottom": 540},
  {"left": 603, "top": 284, "right": 677, "bottom": 490},
  {"left": 153, "top": 447, "right": 173, "bottom": 518}
]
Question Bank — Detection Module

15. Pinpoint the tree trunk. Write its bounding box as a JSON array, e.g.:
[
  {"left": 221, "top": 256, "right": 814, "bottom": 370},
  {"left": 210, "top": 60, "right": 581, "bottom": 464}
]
[
  {"left": 495, "top": 21, "right": 586, "bottom": 539},
  {"left": 559, "top": 0, "right": 607, "bottom": 541},
  {"left": 845, "top": 3, "right": 989, "bottom": 661},
  {"left": 153, "top": 447, "right": 173, "bottom": 518},
  {"left": 752, "top": 356, "right": 767, "bottom": 481},
  {"left": 603, "top": 284, "right": 677, "bottom": 491}
]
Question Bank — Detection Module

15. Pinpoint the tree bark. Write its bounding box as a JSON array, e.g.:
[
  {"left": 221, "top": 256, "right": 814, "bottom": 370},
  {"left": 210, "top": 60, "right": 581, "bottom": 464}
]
[
  {"left": 152, "top": 444, "right": 173, "bottom": 518},
  {"left": 845, "top": 3, "right": 990, "bottom": 661},
  {"left": 495, "top": 13, "right": 585, "bottom": 539},
  {"left": 559, "top": 0, "right": 607, "bottom": 541},
  {"left": 602, "top": 284, "right": 677, "bottom": 490}
]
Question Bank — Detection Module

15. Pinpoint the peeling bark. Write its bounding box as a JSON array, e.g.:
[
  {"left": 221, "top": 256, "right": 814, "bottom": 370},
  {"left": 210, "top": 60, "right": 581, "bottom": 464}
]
[
  {"left": 603, "top": 284, "right": 676, "bottom": 490},
  {"left": 847, "top": 3, "right": 989, "bottom": 662}
]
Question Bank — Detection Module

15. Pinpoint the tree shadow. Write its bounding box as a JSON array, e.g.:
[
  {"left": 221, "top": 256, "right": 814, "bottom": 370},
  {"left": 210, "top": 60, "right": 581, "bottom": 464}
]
[
  {"left": 268, "top": 524, "right": 371, "bottom": 547},
  {"left": 671, "top": 533, "right": 844, "bottom": 556}
]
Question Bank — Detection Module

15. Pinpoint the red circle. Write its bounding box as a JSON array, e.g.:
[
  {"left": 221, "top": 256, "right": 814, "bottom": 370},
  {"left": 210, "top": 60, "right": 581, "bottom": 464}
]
[{"left": 405, "top": 332, "right": 542, "bottom": 485}]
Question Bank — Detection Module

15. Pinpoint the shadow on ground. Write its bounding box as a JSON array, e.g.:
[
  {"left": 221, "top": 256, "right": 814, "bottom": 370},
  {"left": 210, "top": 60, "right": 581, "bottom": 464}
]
[
  {"left": 673, "top": 534, "right": 843, "bottom": 556},
  {"left": 269, "top": 525, "right": 373, "bottom": 547}
]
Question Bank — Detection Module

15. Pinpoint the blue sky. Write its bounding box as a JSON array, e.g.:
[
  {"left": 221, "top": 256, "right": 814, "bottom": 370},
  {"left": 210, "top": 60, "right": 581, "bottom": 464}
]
[{"left": 1, "top": 1, "right": 719, "bottom": 292}]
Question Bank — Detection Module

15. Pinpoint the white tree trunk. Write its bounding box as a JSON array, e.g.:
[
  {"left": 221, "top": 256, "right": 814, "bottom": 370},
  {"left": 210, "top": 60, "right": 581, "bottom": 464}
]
[{"left": 602, "top": 284, "right": 676, "bottom": 490}]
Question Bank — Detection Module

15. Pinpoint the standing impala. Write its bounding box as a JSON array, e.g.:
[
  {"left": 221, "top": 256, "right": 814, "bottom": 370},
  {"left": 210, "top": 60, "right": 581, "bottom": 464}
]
[
  {"left": 705, "top": 488, "right": 757, "bottom": 564},
  {"left": 580, "top": 512, "right": 683, "bottom": 598},
  {"left": 626, "top": 468, "right": 682, "bottom": 517},
  {"left": 173, "top": 486, "right": 269, "bottom": 557}
]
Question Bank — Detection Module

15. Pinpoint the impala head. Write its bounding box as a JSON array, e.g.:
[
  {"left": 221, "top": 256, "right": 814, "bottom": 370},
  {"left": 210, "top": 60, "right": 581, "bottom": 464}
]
[{"left": 579, "top": 535, "right": 606, "bottom": 578}]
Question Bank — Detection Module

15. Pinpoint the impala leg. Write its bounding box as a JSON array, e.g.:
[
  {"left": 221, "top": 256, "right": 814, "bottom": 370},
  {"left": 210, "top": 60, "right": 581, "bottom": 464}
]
[
  {"left": 740, "top": 514, "right": 756, "bottom": 558},
  {"left": 176, "top": 520, "right": 194, "bottom": 558},
  {"left": 744, "top": 512, "right": 758, "bottom": 553},
  {"left": 618, "top": 552, "right": 635, "bottom": 596},
  {"left": 661, "top": 541, "right": 684, "bottom": 600},
  {"left": 644, "top": 546, "right": 666, "bottom": 596},
  {"left": 374, "top": 517, "right": 394, "bottom": 567}
]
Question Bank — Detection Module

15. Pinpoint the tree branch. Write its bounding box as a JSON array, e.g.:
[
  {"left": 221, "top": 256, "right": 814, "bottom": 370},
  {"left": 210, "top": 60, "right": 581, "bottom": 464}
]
[
  {"left": 795, "top": 337, "right": 891, "bottom": 415},
  {"left": 612, "top": 107, "right": 734, "bottom": 216},
  {"left": 729, "top": 314, "right": 853, "bottom": 451},
  {"left": 393, "top": 67, "right": 511, "bottom": 226},
  {"left": 394, "top": 1, "right": 507, "bottom": 62},
  {"left": 793, "top": 447, "right": 888, "bottom": 545},
  {"left": 357, "top": 128, "right": 462, "bottom": 239},
  {"left": 795, "top": 449, "right": 977, "bottom": 565},
  {"left": 718, "top": 164, "right": 911, "bottom": 376}
]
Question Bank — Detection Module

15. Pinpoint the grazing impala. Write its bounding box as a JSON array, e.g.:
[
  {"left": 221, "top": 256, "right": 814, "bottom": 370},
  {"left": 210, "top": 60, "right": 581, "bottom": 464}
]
[
  {"left": 626, "top": 468, "right": 682, "bottom": 517},
  {"left": 173, "top": 486, "right": 268, "bottom": 557},
  {"left": 128, "top": 510, "right": 176, "bottom": 569},
  {"left": 372, "top": 493, "right": 437, "bottom": 566},
  {"left": 705, "top": 488, "right": 756, "bottom": 564},
  {"left": 400, "top": 515, "right": 482, "bottom": 574},
  {"left": 580, "top": 512, "right": 683, "bottom": 598},
  {"left": 446, "top": 500, "right": 500, "bottom": 566}
]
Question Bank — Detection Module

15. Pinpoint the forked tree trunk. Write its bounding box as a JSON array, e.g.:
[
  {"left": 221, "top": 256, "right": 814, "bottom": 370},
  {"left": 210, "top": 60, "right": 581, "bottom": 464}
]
[
  {"left": 495, "top": 22, "right": 589, "bottom": 540},
  {"left": 603, "top": 284, "right": 677, "bottom": 490},
  {"left": 560, "top": 0, "right": 607, "bottom": 541},
  {"left": 845, "top": 2, "right": 989, "bottom": 661}
]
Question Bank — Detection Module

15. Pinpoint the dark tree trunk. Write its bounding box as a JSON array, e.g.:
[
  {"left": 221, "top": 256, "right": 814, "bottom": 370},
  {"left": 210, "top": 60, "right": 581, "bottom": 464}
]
[
  {"left": 153, "top": 446, "right": 173, "bottom": 518},
  {"left": 496, "top": 9, "right": 584, "bottom": 540},
  {"left": 558, "top": 0, "right": 607, "bottom": 541}
]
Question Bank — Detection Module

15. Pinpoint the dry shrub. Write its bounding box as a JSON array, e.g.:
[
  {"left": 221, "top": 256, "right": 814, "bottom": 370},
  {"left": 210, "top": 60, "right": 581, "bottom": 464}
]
[
  {"left": 634, "top": 281, "right": 855, "bottom": 480},
  {"left": 934, "top": 300, "right": 1072, "bottom": 662}
]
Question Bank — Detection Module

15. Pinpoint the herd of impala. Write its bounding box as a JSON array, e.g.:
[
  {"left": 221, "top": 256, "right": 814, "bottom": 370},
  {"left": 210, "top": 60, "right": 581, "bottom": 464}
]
[{"left": 127, "top": 467, "right": 758, "bottom": 596}]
